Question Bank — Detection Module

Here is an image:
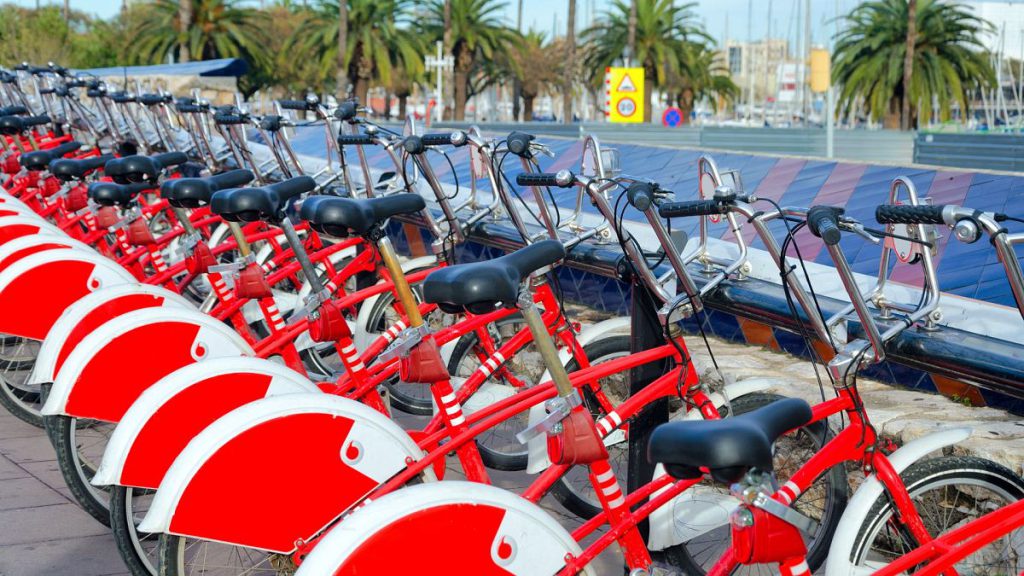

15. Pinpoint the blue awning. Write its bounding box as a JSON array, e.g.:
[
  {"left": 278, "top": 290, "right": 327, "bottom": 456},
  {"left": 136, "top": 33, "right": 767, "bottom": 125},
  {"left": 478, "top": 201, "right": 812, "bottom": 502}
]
[{"left": 75, "top": 58, "right": 249, "bottom": 78}]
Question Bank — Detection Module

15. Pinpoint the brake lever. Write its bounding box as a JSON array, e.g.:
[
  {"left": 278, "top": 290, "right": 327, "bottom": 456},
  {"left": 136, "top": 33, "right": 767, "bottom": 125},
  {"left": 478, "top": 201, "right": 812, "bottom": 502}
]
[
  {"left": 844, "top": 222, "right": 882, "bottom": 245},
  {"left": 530, "top": 143, "right": 555, "bottom": 158}
]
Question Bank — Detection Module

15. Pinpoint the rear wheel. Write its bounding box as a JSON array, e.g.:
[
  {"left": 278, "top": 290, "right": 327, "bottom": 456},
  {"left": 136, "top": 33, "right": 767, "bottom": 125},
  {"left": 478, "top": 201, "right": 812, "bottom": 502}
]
[
  {"left": 849, "top": 455, "right": 1024, "bottom": 574},
  {"left": 158, "top": 535, "right": 296, "bottom": 576}
]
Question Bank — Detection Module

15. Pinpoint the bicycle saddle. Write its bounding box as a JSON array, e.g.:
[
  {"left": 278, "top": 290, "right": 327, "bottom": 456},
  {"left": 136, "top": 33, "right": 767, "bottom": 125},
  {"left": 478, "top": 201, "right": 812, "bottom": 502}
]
[
  {"left": 299, "top": 194, "right": 425, "bottom": 237},
  {"left": 104, "top": 152, "right": 188, "bottom": 183},
  {"left": 0, "top": 114, "right": 49, "bottom": 136},
  {"left": 422, "top": 240, "right": 565, "bottom": 314},
  {"left": 161, "top": 169, "right": 255, "bottom": 209},
  {"left": 647, "top": 398, "right": 812, "bottom": 484},
  {"left": 0, "top": 105, "right": 28, "bottom": 117},
  {"left": 19, "top": 141, "right": 82, "bottom": 172},
  {"left": 49, "top": 154, "right": 113, "bottom": 182},
  {"left": 210, "top": 176, "right": 316, "bottom": 222},
  {"left": 88, "top": 181, "right": 156, "bottom": 207}
]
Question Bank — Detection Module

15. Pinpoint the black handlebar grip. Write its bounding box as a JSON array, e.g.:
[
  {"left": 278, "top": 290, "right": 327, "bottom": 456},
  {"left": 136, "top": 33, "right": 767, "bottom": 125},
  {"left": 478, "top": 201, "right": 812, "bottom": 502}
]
[
  {"left": 807, "top": 205, "right": 844, "bottom": 246},
  {"left": 402, "top": 135, "right": 425, "bottom": 155},
  {"left": 22, "top": 115, "right": 51, "bottom": 127},
  {"left": 154, "top": 152, "right": 188, "bottom": 169},
  {"left": 109, "top": 92, "right": 136, "bottom": 104},
  {"left": 278, "top": 99, "right": 311, "bottom": 111},
  {"left": 259, "top": 115, "right": 283, "bottom": 132},
  {"left": 13, "top": 63, "right": 27, "bottom": 71},
  {"left": 0, "top": 106, "right": 27, "bottom": 116},
  {"left": 627, "top": 182, "right": 655, "bottom": 211},
  {"left": 335, "top": 101, "right": 358, "bottom": 121},
  {"left": 38, "top": 88, "right": 55, "bottom": 95},
  {"left": 214, "top": 113, "right": 248, "bottom": 125},
  {"left": 875, "top": 204, "right": 946, "bottom": 225},
  {"left": 268, "top": 176, "right": 316, "bottom": 201},
  {"left": 658, "top": 200, "right": 724, "bottom": 218},
  {"left": 175, "top": 104, "right": 205, "bottom": 113},
  {"left": 139, "top": 94, "right": 167, "bottom": 106},
  {"left": 210, "top": 169, "right": 256, "bottom": 190},
  {"left": 421, "top": 133, "right": 455, "bottom": 146},
  {"left": 337, "top": 134, "right": 375, "bottom": 146},
  {"left": 515, "top": 172, "right": 573, "bottom": 188},
  {"left": 507, "top": 131, "right": 535, "bottom": 158},
  {"left": 28, "top": 66, "right": 51, "bottom": 75}
]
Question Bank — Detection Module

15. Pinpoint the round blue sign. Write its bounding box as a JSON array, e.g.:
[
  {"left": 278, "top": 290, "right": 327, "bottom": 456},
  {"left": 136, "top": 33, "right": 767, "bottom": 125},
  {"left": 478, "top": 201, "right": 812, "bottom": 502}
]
[{"left": 662, "top": 107, "right": 683, "bottom": 128}]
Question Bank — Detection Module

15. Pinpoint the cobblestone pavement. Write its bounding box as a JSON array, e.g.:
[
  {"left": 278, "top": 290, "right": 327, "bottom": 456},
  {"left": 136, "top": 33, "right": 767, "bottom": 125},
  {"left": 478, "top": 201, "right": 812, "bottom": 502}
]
[{"left": 0, "top": 334, "right": 1020, "bottom": 575}]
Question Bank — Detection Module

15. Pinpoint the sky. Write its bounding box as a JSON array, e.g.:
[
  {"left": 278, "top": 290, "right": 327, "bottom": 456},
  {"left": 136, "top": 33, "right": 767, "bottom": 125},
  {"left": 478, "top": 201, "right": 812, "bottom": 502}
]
[{"left": 12, "top": 0, "right": 1024, "bottom": 55}]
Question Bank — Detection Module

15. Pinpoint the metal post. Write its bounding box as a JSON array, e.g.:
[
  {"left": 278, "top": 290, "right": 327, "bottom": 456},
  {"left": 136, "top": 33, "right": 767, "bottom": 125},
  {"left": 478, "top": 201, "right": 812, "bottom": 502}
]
[
  {"left": 826, "top": 86, "right": 835, "bottom": 158},
  {"left": 626, "top": 271, "right": 670, "bottom": 539}
]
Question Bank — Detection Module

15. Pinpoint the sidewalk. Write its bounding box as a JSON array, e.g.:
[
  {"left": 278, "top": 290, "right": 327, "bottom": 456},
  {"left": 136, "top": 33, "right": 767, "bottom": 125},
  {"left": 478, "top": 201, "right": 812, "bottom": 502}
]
[{"left": 0, "top": 409, "right": 127, "bottom": 576}]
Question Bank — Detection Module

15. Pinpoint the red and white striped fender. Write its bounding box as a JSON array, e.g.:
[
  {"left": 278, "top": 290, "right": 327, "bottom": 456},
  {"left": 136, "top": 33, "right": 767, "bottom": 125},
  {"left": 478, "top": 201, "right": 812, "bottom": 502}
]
[
  {"left": 0, "top": 248, "right": 135, "bottom": 339},
  {"left": 138, "top": 393, "right": 433, "bottom": 554},
  {"left": 40, "top": 307, "right": 253, "bottom": 421},
  {"left": 0, "top": 213, "right": 67, "bottom": 244},
  {"left": 297, "top": 481, "right": 592, "bottom": 576},
  {"left": 0, "top": 199, "right": 44, "bottom": 218},
  {"left": 0, "top": 193, "right": 34, "bottom": 212},
  {"left": 93, "top": 357, "right": 319, "bottom": 489},
  {"left": 0, "top": 234, "right": 89, "bottom": 275},
  {"left": 29, "top": 284, "right": 192, "bottom": 387}
]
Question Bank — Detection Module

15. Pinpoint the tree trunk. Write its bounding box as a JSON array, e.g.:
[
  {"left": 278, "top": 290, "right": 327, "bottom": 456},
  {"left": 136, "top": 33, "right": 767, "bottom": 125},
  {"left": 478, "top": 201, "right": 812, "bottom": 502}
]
[
  {"left": 627, "top": 0, "right": 637, "bottom": 65},
  {"left": 563, "top": 0, "right": 576, "bottom": 123},
  {"left": 178, "top": 0, "right": 192, "bottom": 63},
  {"left": 63, "top": 0, "right": 68, "bottom": 21},
  {"left": 678, "top": 88, "right": 694, "bottom": 124},
  {"left": 524, "top": 95, "right": 535, "bottom": 120},
  {"left": 443, "top": 0, "right": 452, "bottom": 120},
  {"left": 354, "top": 76, "right": 370, "bottom": 109},
  {"left": 454, "top": 67, "right": 468, "bottom": 120},
  {"left": 513, "top": 0, "right": 523, "bottom": 121},
  {"left": 399, "top": 95, "right": 408, "bottom": 120},
  {"left": 901, "top": 0, "right": 917, "bottom": 130},
  {"left": 337, "top": 0, "right": 348, "bottom": 96},
  {"left": 644, "top": 62, "right": 655, "bottom": 123},
  {"left": 384, "top": 92, "right": 392, "bottom": 119},
  {"left": 884, "top": 97, "right": 901, "bottom": 129}
]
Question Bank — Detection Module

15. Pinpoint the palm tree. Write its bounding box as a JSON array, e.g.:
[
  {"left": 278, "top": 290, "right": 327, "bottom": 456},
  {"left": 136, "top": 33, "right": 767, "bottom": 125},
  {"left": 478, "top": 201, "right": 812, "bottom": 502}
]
[
  {"left": 178, "top": 0, "right": 192, "bottom": 61},
  {"left": 508, "top": 31, "right": 562, "bottom": 120},
  {"left": 425, "top": 0, "right": 513, "bottom": 121},
  {"left": 582, "top": 0, "right": 711, "bottom": 122},
  {"left": 668, "top": 43, "right": 738, "bottom": 123},
  {"left": 337, "top": 0, "right": 348, "bottom": 93},
  {"left": 128, "top": 0, "right": 269, "bottom": 68},
  {"left": 901, "top": 0, "right": 917, "bottom": 130},
  {"left": 833, "top": 0, "right": 994, "bottom": 129},
  {"left": 288, "top": 0, "right": 422, "bottom": 104}
]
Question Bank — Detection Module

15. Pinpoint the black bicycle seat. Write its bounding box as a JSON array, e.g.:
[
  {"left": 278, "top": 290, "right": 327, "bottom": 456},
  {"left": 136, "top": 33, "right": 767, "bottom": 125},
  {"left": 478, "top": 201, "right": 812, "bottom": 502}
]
[
  {"left": 647, "top": 398, "right": 812, "bottom": 484},
  {"left": 19, "top": 141, "right": 82, "bottom": 172},
  {"left": 422, "top": 240, "right": 565, "bottom": 314},
  {"left": 210, "top": 176, "right": 316, "bottom": 222},
  {"left": 161, "top": 169, "right": 255, "bottom": 209},
  {"left": 88, "top": 181, "right": 157, "bottom": 207},
  {"left": 104, "top": 152, "right": 188, "bottom": 183},
  {"left": 298, "top": 194, "right": 425, "bottom": 237},
  {"left": 49, "top": 154, "right": 113, "bottom": 182}
]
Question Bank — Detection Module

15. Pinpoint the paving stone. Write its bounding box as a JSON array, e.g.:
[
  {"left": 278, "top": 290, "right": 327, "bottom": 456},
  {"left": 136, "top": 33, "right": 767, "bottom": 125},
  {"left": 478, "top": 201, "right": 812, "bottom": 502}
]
[
  {"left": 0, "top": 455, "right": 28, "bottom": 481},
  {"left": 0, "top": 503, "right": 108, "bottom": 547},
  {"left": 17, "top": 460, "right": 74, "bottom": 503},
  {"left": 0, "top": 477, "right": 65, "bottom": 511},
  {"left": 0, "top": 533, "right": 126, "bottom": 576},
  {"left": 0, "top": 434, "right": 56, "bottom": 465}
]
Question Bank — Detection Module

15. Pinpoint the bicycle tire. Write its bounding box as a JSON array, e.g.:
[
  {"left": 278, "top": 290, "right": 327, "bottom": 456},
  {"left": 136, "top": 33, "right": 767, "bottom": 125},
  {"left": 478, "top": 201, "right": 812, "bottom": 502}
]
[
  {"left": 48, "top": 414, "right": 113, "bottom": 526},
  {"left": 848, "top": 455, "right": 1024, "bottom": 573},
  {"left": 111, "top": 485, "right": 160, "bottom": 576}
]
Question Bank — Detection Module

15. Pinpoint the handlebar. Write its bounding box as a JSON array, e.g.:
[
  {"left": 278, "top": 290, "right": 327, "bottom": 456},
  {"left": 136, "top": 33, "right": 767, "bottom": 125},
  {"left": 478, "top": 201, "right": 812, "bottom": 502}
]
[
  {"left": 278, "top": 99, "right": 314, "bottom": 111},
  {"left": 658, "top": 199, "right": 727, "bottom": 219},
  {"left": 807, "top": 206, "right": 844, "bottom": 246},
  {"left": 515, "top": 171, "right": 574, "bottom": 188},
  {"left": 337, "top": 134, "right": 376, "bottom": 146},
  {"left": 507, "top": 132, "right": 535, "bottom": 158},
  {"left": 335, "top": 101, "right": 358, "bottom": 121},
  {"left": 213, "top": 113, "right": 249, "bottom": 125},
  {"left": 875, "top": 204, "right": 946, "bottom": 225}
]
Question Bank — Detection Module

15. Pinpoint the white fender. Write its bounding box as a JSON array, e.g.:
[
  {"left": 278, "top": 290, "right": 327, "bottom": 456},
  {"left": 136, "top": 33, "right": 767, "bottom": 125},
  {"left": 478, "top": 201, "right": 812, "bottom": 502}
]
[
  {"left": 0, "top": 213, "right": 67, "bottom": 242},
  {"left": 41, "top": 307, "right": 254, "bottom": 420},
  {"left": 0, "top": 248, "right": 136, "bottom": 339},
  {"left": 296, "top": 481, "right": 594, "bottom": 576},
  {"left": 93, "top": 357, "right": 319, "bottom": 487},
  {"left": 0, "top": 233, "right": 87, "bottom": 271},
  {"left": 138, "top": 393, "right": 433, "bottom": 553},
  {"left": 29, "top": 284, "right": 194, "bottom": 385},
  {"left": 645, "top": 378, "right": 797, "bottom": 550},
  {"left": 824, "top": 427, "right": 973, "bottom": 576}
]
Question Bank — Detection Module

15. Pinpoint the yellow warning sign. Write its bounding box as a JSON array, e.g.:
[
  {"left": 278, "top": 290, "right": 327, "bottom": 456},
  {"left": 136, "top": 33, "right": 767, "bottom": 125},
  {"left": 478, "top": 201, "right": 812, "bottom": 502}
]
[{"left": 606, "top": 67, "right": 644, "bottom": 123}]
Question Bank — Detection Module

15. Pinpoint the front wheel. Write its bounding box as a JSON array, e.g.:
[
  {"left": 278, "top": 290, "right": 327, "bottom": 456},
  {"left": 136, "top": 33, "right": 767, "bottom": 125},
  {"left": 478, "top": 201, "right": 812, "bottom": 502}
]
[
  {"left": 48, "top": 414, "right": 115, "bottom": 526},
  {"left": 158, "top": 534, "right": 298, "bottom": 576},
  {"left": 111, "top": 485, "right": 160, "bottom": 576},
  {"left": 848, "top": 455, "right": 1024, "bottom": 573}
]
